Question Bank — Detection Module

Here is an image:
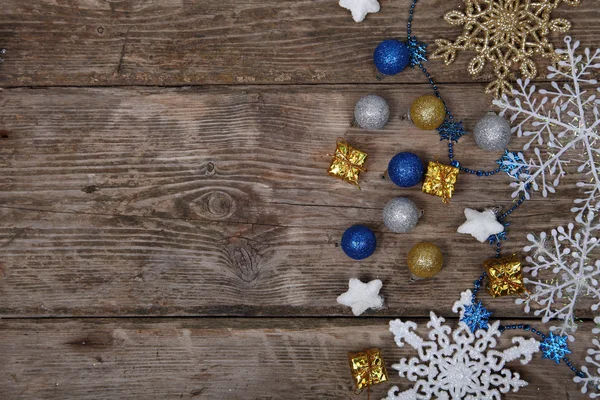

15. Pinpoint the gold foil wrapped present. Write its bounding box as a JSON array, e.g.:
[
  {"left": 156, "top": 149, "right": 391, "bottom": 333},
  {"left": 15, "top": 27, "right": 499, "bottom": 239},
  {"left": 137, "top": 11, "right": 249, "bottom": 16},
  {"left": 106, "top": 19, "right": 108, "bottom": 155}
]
[
  {"left": 328, "top": 138, "right": 367, "bottom": 188},
  {"left": 422, "top": 161, "right": 459, "bottom": 204},
  {"left": 484, "top": 254, "right": 526, "bottom": 298},
  {"left": 348, "top": 348, "right": 388, "bottom": 394}
]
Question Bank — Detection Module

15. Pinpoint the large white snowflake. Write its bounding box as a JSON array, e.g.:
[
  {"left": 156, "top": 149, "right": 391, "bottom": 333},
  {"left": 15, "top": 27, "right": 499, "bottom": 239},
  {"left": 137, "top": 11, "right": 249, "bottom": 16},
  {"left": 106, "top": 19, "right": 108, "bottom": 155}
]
[
  {"left": 493, "top": 36, "right": 600, "bottom": 220},
  {"left": 385, "top": 290, "right": 540, "bottom": 400},
  {"left": 516, "top": 211, "right": 600, "bottom": 338},
  {"left": 574, "top": 316, "right": 600, "bottom": 398}
]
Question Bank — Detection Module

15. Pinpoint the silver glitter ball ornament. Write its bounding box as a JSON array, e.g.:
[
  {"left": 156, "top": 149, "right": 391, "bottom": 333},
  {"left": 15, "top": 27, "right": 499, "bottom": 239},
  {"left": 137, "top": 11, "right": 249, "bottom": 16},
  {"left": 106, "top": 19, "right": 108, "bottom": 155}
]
[
  {"left": 354, "top": 95, "right": 390, "bottom": 130},
  {"left": 383, "top": 197, "right": 421, "bottom": 233},
  {"left": 473, "top": 112, "right": 512, "bottom": 151}
]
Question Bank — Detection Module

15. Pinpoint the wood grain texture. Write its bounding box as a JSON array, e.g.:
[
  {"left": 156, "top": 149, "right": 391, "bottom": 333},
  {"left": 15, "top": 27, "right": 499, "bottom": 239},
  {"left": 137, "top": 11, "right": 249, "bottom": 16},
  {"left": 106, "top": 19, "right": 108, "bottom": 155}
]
[
  {"left": 0, "top": 318, "right": 595, "bottom": 399},
  {"left": 0, "top": 0, "right": 598, "bottom": 86},
  {"left": 0, "top": 84, "right": 592, "bottom": 318}
]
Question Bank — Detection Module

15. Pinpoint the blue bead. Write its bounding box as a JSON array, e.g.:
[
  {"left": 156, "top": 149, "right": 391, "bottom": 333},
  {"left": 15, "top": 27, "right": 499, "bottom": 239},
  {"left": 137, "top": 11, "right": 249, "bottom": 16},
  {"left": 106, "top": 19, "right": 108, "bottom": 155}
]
[
  {"left": 373, "top": 39, "right": 410, "bottom": 75},
  {"left": 341, "top": 225, "right": 377, "bottom": 260},
  {"left": 388, "top": 152, "right": 425, "bottom": 188},
  {"left": 477, "top": 170, "right": 483, "bottom": 176}
]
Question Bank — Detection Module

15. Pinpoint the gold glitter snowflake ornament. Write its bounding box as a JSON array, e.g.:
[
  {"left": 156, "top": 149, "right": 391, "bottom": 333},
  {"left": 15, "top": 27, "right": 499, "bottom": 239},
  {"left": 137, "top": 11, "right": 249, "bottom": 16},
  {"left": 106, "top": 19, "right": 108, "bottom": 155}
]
[{"left": 431, "top": 0, "right": 580, "bottom": 97}]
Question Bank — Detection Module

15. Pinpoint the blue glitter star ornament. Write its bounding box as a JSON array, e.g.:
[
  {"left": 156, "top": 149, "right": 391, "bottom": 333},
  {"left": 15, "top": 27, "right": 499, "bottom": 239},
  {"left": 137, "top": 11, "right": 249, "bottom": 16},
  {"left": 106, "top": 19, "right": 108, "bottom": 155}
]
[
  {"left": 437, "top": 120, "right": 466, "bottom": 143},
  {"left": 407, "top": 36, "right": 427, "bottom": 67},
  {"left": 461, "top": 300, "right": 493, "bottom": 332},
  {"left": 540, "top": 332, "right": 571, "bottom": 364},
  {"left": 496, "top": 150, "right": 529, "bottom": 179}
]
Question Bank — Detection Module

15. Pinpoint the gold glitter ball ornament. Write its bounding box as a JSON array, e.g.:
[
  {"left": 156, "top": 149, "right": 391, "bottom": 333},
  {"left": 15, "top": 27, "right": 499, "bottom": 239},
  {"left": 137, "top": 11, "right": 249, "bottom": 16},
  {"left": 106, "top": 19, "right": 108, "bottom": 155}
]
[
  {"left": 431, "top": 0, "right": 579, "bottom": 98},
  {"left": 409, "top": 95, "right": 446, "bottom": 130},
  {"left": 407, "top": 242, "right": 444, "bottom": 279},
  {"left": 348, "top": 348, "right": 388, "bottom": 394},
  {"left": 484, "top": 254, "right": 527, "bottom": 297}
]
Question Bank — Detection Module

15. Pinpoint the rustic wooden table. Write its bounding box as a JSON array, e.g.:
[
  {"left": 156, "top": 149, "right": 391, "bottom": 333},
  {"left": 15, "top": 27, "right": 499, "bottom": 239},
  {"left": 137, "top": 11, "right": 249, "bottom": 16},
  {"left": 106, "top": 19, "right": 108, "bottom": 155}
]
[{"left": 0, "top": 1, "right": 598, "bottom": 399}]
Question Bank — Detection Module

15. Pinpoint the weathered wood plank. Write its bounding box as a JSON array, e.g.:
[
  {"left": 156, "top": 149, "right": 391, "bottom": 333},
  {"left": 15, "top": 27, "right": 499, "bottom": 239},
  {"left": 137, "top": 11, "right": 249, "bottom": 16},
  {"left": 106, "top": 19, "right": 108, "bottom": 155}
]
[
  {"left": 0, "top": 318, "right": 594, "bottom": 399},
  {"left": 0, "top": 84, "right": 592, "bottom": 317},
  {"left": 0, "top": 0, "right": 598, "bottom": 86}
]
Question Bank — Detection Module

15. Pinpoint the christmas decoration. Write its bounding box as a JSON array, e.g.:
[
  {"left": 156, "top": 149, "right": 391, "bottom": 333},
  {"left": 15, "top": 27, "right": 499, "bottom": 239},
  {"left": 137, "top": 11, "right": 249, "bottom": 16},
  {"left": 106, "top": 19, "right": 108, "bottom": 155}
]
[
  {"left": 454, "top": 288, "right": 492, "bottom": 333},
  {"left": 382, "top": 197, "right": 421, "bottom": 233},
  {"left": 473, "top": 111, "right": 512, "bottom": 151},
  {"left": 484, "top": 254, "right": 526, "bottom": 298},
  {"left": 496, "top": 149, "right": 528, "bottom": 179},
  {"left": 354, "top": 94, "right": 390, "bottom": 130},
  {"left": 574, "top": 316, "right": 600, "bottom": 398},
  {"left": 385, "top": 290, "right": 540, "bottom": 400},
  {"left": 421, "top": 161, "right": 459, "bottom": 203},
  {"left": 328, "top": 139, "right": 367, "bottom": 188},
  {"left": 387, "top": 152, "right": 424, "bottom": 188},
  {"left": 337, "top": 278, "right": 384, "bottom": 316},
  {"left": 457, "top": 208, "right": 504, "bottom": 243},
  {"left": 409, "top": 95, "right": 445, "bottom": 130},
  {"left": 493, "top": 37, "right": 600, "bottom": 222},
  {"left": 541, "top": 332, "right": 572, "bottom": 364},
  {"left": 407, "top": 242, "right": 443, "bottom": 279},
  {"left": 517, "top": 212, "right": 600, "bottom": 337},
  {"left": 407, "top": 36, "right": 427, "bottom": 67},
  {"left": 339, "top": 0, "right": 380, "bottom": 23},
  {"left": 348, "top": 348, "right": 388, "bottom": 394},
  {"left": 437, "top": 120, "right": 466, "bottom": 143},
  {"left": 373, "top": 39, "right": 410, "bottom": 76},
  {"left": 341, "top": 225, "right": 377, "bottom": 260},
  {"left": 431, "top": 0, "right": 577, "bottom": 97}
]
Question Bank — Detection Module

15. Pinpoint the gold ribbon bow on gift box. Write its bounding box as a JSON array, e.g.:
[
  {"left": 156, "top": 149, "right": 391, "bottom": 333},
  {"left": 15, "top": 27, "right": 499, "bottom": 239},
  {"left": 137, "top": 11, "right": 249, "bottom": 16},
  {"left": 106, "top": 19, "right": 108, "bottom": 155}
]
[
  {"left": 328, "top": 138, "right": 368, "bottom": 189},
  {"left": 348, "top": 348, "right": 388, "bottom": 397}
]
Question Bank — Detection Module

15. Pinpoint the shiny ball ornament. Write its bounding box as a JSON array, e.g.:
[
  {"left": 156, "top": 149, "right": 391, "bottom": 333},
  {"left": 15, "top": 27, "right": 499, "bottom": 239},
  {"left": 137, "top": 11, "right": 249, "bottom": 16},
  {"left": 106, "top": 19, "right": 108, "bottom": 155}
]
[
  {"left": 388, "top": 152, "right": 424, "bottom": 188},
  {"left": 473, "top": 112, "right": 513, "bottom": 151},
  {"left": 383, "top": 197, "right": 421, "bottom": 233},
  {"left": 407, "top": 242, "right": 444, "bottom": 279},
  {"left": 341, "top": 225, "right": 377, "bottom": 260},
  {"left": 373, "top": 39, "right": 410, "bottom": 76},
  {"left": 354, "top": 95, "right": 390, "bottom": 130},
  {"left": 409, "top": 95, "right": 446, "bottom": 130}
]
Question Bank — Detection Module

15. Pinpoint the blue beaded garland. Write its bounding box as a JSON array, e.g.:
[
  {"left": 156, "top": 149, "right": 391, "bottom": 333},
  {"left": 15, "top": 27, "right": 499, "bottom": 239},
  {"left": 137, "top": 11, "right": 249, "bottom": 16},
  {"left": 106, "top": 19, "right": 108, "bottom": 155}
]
[
  {"left": 373, "top": 39, "right": 410, "bottom": 76},
  {"left": 388, "top": 152, "right": 424, "bottom": 188},
  {"left": 341, "top": 225, "right": 377, "bottom": 260}
]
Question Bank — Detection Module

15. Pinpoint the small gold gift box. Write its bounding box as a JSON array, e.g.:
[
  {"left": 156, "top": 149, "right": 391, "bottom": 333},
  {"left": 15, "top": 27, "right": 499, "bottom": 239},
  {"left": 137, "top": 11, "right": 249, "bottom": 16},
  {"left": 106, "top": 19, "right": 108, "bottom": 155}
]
[
  {"left": 484, "top": 254, "right": 526, "bottom": 298},
  {"left": 422, "top": 161, "right": 459, "bottom": 204},
  {"left": 348, "top": 348, "right": 388, "bottom": 394},
  {"left": 328, "top": 138, "right": 367, "bottom": 188}
]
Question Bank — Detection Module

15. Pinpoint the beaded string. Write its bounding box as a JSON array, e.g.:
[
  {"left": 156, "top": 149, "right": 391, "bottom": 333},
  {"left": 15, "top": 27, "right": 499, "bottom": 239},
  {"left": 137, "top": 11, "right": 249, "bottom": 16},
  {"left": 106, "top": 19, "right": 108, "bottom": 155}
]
[
  {"left": 468, "top": 273, "right": 586, "bottom": 379},
  {"left": 406, "top": 0, "right": 530, "bottom": 257}
]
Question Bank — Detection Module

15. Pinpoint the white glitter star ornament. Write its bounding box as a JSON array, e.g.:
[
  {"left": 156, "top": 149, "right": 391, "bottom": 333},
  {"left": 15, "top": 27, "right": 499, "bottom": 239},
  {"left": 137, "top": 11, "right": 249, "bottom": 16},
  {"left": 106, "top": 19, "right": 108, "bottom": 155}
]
[
  {"left": 385, "top": 290, "right": 540, "bottom": 400},
  {"left": 337, "top": 278, "right": 384, "bottom": 316},
  {"left": 457, "top": 207, "right": 504, "bottom": 243},
  {"left": 339, "top": 0, "right": 380, "bottom": 23}
]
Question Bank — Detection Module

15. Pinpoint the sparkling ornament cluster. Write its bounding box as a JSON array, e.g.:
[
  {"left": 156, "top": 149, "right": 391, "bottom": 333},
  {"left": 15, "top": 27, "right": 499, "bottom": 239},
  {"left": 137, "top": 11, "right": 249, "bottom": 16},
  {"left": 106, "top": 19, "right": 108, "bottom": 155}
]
[{"left": 431, "top": 0, "right": 578, "bottom": 97}]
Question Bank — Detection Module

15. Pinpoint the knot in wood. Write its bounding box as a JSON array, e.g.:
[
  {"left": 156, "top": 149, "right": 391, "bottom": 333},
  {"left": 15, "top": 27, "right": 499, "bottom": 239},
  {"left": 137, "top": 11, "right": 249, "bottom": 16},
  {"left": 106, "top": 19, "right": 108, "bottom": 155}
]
[{"left": 225, "top": 238, "right": 260, "bottom": 283}]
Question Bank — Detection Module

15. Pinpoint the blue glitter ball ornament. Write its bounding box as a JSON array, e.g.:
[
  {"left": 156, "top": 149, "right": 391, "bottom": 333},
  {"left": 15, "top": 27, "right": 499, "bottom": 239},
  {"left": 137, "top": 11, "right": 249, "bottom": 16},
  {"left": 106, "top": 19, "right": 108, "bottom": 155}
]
[
  {"left": 341, "top": 225, "right": 377, "bottom": 260},
  {"left": 373, "top": 39, "right": 410, "bottom": 76},
  {"left": 387, "top": 152, "right": 424, "bottom": 188}
]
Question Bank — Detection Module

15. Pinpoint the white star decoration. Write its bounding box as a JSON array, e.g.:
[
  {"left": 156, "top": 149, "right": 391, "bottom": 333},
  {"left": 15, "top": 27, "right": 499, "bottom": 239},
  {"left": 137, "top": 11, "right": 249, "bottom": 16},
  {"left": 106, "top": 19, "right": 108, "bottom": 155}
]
[
  {"left": 339, "top": 0, "right": 380, "bottom": 23},
  {"left": 337, "top": 278, "right": 384, "bottom": 316},
  {"left": 457, "top": 208, "right": 504, "bottom": 243},
  {"left": 385, "top": 290, "right": 540, "bottom": 400}
]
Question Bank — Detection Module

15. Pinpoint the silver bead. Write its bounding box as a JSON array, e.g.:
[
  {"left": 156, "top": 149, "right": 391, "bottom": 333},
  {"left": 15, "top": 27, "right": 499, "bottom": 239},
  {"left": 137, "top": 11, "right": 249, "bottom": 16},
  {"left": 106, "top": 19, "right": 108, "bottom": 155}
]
[
  {"left": 383, "top": 197, "right": 421, "bottom": 233},
  {"left": 473, "top": 112, "right": 512, "bottom": 151},
  {"left": 354, "top": 95, "right": 390, "bottom": 130}
]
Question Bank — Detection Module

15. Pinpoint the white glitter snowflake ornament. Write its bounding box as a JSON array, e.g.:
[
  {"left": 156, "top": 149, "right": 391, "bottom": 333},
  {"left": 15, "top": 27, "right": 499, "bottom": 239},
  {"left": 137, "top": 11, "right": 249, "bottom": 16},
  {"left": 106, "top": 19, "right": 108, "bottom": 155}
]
[
  {"left": 493, "top": 36, "right": 600, "bottom": 221},
  {"left": 385, "top": 290, "right": 540, "bottom": 400},
  {"left": 516, "top": 211, "right": 600, "bottom": 339},
  {"left": 574, "top": 316, "right": 600, "bottom": 398}
]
